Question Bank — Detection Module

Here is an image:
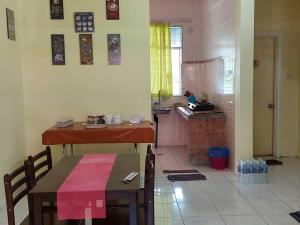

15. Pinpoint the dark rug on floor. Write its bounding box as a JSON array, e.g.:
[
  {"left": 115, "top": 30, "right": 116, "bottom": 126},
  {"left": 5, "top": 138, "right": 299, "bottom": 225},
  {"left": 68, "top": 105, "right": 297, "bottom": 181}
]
[
  {"left": 167, "top": 173, "right": 207, "bottom": 182},
  {"left": 290, "top": 211, "right": 300, "bottom": 223},
  {"left": 163, "top": 169, "right": 199, "bottom": 174},
  {"left": 265, "top": 159, "right": 283, "bottom": 166}
]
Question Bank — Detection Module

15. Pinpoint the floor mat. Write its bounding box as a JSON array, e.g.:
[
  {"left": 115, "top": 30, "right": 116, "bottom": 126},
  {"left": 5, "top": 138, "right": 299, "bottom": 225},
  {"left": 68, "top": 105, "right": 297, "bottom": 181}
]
[
  {"left": 290, "top": 211, "right": 300, "bottom": 223},
  {"left": 163, "top": 169, "right": 199, "bottom": 174},
  {"left": 265, "top": 159, "right": 283, "bottom": 166},
  {"left": 167, "top": 173, "right": 207, "bottom": 182}
]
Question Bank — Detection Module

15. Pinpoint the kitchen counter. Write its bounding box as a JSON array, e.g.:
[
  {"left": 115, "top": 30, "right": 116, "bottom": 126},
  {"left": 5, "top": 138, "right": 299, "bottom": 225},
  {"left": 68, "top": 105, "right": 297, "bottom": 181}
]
[
  {"left": 176, "top": 106, "right": 225, "bottom": 121},
  {"left": 176, "top": 106, "right": 226, "bottom": 165}
]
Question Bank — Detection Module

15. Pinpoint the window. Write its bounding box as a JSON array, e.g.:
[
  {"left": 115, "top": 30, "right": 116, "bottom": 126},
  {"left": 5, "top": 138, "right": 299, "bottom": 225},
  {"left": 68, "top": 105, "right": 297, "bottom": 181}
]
[
  {"left": 171, "top": 26, "right": 183, "bottom": 96},
  {"left": 223, "top": 55, "right": 235, "bottom": 95}
]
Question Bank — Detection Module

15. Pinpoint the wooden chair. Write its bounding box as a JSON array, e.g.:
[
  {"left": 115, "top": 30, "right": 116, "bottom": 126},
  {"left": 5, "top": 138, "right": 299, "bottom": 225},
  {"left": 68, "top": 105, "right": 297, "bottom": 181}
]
[
  {"left": 143, "top": 155, "right": 155, "bottom": 225},
  {"left": 4, "top": 163, "right": 31, "bottom": 225},
  {"left": 27, "top": 146, "right": 53, "bottom": 186},
  {"left": 3, "top": 160, "right": 80, "bottom": 225},
  {"left": 147, "top": 144, "right": 153, "bottom": 155},
  {"left": 146, "top": 147, "right": 155, "bottom": 212},
  {"left": 27, "top": 146, "right": 60, "bottom": 215}
]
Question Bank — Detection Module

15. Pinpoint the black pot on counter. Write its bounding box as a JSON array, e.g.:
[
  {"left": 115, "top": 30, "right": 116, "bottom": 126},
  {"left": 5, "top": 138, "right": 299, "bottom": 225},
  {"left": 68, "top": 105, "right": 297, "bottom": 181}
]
[{"left": 187, "top": 102, "right": 215, "bottom": 111}]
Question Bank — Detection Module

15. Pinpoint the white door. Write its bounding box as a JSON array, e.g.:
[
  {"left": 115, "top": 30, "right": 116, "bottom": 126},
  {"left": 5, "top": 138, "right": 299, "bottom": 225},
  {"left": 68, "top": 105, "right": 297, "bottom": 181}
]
[{"left": 253, "top": 37, "right": 276, "bottom": 156}]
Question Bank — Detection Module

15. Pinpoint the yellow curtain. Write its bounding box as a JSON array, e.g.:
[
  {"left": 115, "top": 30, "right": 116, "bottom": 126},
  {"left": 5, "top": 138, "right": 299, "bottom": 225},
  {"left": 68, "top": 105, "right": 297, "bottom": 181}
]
[{"left": 150, "top": 23, "right": 173, "bottom": 98}]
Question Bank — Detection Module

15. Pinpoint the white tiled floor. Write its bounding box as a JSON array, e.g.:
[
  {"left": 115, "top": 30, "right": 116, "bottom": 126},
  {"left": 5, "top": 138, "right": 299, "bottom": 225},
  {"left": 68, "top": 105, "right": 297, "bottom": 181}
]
[
  {"left": 2, "top": 146, "right": 300, "bottom": 225},
  {"left": 154, "top": 146, "right": 300, "bottom": 225}
]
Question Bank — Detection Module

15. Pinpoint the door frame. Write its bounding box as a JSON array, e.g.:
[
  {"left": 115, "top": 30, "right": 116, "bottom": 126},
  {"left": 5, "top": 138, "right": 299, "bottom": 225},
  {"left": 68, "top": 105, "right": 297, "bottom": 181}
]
[{"left": 254, "top": 32, "right": 282, "bottom": 157}]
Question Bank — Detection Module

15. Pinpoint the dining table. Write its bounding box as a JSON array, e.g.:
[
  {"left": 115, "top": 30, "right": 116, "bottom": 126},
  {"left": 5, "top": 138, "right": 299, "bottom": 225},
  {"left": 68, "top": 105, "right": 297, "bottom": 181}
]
[
  {"left": 42, "top": 121, "right": 154, "bottom": 155},
  {"left": 28, "top": 154, "right": 141, "bottom": 225}
]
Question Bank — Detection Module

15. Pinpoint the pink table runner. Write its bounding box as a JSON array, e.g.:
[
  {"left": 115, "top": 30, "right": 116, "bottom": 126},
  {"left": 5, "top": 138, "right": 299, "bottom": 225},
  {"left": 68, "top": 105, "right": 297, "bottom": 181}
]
[{"left": 57, "top": 154, "right": 117, "bottom": 220}]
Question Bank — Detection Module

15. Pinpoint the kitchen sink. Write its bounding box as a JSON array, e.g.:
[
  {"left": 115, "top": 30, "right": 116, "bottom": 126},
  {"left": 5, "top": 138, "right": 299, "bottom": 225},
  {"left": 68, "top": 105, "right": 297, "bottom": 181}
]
[{"left": 152, "top": 106, "right": 172, "bottom": 115}]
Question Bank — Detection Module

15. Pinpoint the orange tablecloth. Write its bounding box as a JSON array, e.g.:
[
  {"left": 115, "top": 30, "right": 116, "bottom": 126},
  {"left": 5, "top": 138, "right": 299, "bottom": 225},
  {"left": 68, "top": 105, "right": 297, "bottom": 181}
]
[{"left": 42, "top": 121, "right": 154, "bottom": 145}]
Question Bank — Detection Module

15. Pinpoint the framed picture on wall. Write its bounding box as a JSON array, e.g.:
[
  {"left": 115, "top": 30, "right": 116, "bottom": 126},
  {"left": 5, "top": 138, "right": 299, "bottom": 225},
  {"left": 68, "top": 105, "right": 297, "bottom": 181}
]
[
  {"left": 6, "top": 8, "right": 16, "bottom": 41},
  {"left": 74, "top": 12, "right": 94, "bottom": 33},
  {"left": 50, "top": 0, "right": 64, "bottom": 19},
  {"left": 51, "top": 34, "right": 65, "bottom": 65},
  {"left": 79, "top": 34, "right": 93, "bottom": 65},
  {"left": 106, "top": 0, "right": 120, "bottom": 20},
  {"left": 107, "top": 34, "right": 121, "bottom": 65}
]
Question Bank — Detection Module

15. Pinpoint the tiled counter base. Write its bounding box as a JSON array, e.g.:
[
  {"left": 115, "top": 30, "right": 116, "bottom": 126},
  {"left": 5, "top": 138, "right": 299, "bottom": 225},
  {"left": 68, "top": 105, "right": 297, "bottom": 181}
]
[{"left": 176, "top": 106, "right": 226, "bottom": 165}]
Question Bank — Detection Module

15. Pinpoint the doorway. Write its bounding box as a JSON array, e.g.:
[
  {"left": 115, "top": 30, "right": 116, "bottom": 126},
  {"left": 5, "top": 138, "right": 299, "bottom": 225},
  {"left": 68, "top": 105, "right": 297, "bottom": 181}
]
[{"left": 253, "top": 37, "right": 276, "bottom": 156}]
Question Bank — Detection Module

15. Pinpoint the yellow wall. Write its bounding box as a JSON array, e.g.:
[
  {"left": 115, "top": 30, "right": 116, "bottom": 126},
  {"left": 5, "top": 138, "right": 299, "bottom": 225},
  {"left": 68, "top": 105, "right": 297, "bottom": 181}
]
[
  {"left": 235, "top": 0, "right": 255, "bottom": 163},
  {"left": 255, "top": 0, "right": 300, "bottom": 157},
  {"left": 0, "top": 0, "right": 26, "bottom": 201},
  {"left": 19, "top": 0, "right": 151, "bottom": 158}
]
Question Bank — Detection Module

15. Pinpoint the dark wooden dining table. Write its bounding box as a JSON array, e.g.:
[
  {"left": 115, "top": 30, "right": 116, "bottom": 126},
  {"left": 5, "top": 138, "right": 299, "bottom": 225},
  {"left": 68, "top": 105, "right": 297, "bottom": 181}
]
[{"left": 28, "top": 154, "right": 141, "bottom": 225}]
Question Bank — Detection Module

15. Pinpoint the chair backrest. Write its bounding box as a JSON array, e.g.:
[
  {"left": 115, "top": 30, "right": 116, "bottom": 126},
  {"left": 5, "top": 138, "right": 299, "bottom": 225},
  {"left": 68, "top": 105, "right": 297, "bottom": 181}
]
[
  {"left": 146, "top": 145, "right": 155, "bottom": 167},
  {"left": 144, "top": 155, "right": 155, "bottom": 225},
  {"left": 147, "top": 145, "right": 153, "bottom": 155},
  {"left": 27, "top": 146, "right": 52, "bottom": 186},
  {"left": 4, "top": 162, "right": 31, "bottom": 225}
]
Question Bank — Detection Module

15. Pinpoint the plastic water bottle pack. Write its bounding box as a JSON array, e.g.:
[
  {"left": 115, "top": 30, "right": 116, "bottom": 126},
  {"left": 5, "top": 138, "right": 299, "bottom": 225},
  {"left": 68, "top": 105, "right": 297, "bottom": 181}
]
[{"left": 237, "top": 159, "right": 268, "bottom": 184}]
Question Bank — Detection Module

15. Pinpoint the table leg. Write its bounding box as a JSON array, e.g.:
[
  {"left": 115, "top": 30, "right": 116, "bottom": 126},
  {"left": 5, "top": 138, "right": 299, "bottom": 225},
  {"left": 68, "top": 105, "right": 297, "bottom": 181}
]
[
  {"left": 154, "top": 114, "right": 158, "bottom": 148},
  {"left": 63, "top": 144, "right": 66, "bottom": 156},
  {"left": 129, "top": 192, "right": 138, "bottom": 225},
  {"left": 71, "top": 144, "right": 74, "bottom": 155},
  {"left": 134, "top": 143, "right": 138, "bottom": 154},
  {"left": 32, "top": 195, "right": 43, "bottom": 225}
]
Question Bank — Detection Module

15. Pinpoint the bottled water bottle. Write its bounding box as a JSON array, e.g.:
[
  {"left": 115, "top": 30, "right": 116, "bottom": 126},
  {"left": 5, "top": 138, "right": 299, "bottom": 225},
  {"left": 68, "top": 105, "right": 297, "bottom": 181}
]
[
  {"left": 254, "top": 159, "right": 260, "bottom": 184},
  {"left": 262, "top": 159, "right": 268, "bottom": 183},
  {"left": 238, "top": 158, "right": 268, "bottom": 184},
  {"left": 249, "top": 160, "right": 254, "bottom": 184},
  {"left": 245, "top": 160, "right": 251, "bottom": 184},
  {"left": 240, "top": 160, "right": 247, "bottom": 184},
  {"left": 237, "top": 159, "right": 242, "bottom": 179}
]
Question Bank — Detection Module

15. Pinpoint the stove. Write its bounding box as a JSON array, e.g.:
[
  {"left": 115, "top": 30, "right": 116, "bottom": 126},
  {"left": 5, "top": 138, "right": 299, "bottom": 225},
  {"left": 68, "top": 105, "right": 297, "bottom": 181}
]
[{"left": 187, "top": 102, "right": 215, "bottom": 111}]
